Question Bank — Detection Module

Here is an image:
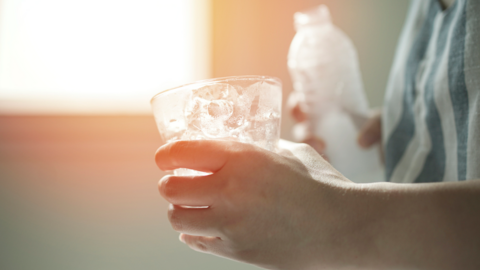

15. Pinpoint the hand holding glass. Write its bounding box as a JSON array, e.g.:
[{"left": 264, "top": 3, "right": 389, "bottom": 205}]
[{"left": 151, "top": 76, "right": 282, "bottom": 176}]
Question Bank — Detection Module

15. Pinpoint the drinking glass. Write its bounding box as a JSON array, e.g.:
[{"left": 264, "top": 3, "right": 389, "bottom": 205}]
[{"left": 151, "top": 75, "right": 282, "bottom": 176}]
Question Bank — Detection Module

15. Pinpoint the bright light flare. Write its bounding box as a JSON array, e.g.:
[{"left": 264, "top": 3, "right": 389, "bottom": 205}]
[{"left": 0, "top": 0, "right": 211, "bottom": 114}]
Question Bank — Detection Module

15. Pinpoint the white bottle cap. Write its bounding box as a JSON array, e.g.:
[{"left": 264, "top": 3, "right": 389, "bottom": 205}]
[{"left": 294, "top": 5, "right": 331, "bottom": 30}]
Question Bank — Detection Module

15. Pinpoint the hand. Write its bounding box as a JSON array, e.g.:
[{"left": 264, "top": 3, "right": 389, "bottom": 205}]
[
  {"left": 287, "top": 91, "right": 326, "bottom": 155},
  {"left": 357, "top": 109, "right": 382, "bottom": 149},
  {"left": 287, "top": 91, "right": 383, "bottom": 155},
  {"left": 155, "top": 139, "right": 357, "bottom": 269},
  {"left": 155, "top": 139, "right": 480, "bottom": 269}
]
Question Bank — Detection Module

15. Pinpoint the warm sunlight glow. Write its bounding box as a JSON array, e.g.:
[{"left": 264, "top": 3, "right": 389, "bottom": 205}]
[{"left": 0, "top": 0, "right": 211, "bottom": 114}]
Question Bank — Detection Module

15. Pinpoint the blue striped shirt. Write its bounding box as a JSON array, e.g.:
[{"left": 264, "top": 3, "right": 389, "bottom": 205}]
[{"left": 383, "top": 0, "right": 480, "bottom": 183}]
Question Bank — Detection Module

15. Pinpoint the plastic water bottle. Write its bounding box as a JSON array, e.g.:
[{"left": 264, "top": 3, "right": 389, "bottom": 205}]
[{"left": 288, "top": 5, "right": 383, "bottom": 183}]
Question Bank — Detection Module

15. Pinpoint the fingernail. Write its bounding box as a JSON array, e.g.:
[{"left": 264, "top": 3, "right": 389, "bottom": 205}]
[{"left": 179, "top": 234, "right": 186, "bottom": 243}]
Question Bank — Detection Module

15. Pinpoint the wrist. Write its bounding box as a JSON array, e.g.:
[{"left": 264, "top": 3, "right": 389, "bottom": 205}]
[
  {"left": 328, "top": 182, "right": 396, "bottom": 269},
  {"left": 303, "top": 181, "right": 381, "bottom": 269}
]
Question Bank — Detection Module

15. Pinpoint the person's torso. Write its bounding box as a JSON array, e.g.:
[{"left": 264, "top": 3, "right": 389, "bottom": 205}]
[{"left": 382, "top": 0, "right": 480, "bottom": 183}]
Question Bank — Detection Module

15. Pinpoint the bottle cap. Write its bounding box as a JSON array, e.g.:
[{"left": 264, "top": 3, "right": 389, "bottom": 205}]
[{"left": 294, "top": 5, "right": 331, "bottom": 30}]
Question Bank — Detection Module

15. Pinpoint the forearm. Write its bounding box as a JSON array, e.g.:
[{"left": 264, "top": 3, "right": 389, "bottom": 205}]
[{"left": 351, "top": 180, "right": 480, "bottom": 269}]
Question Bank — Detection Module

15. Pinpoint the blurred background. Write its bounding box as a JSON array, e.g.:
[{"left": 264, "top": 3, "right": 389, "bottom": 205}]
[{"left": 0, "top": 0, "right": 408, "bottom": 269}]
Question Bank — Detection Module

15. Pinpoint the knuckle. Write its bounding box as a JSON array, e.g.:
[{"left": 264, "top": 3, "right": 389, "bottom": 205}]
[
  {"left": 167, "top": 208, "right": 183, "bottom": 231},
  {"left": 298, "top": 142, "right": 319, "bottom": 155},
  {"left": 297, "top": 142, "right": 310, "bottom": 149},
  {"left": 159, "top": 177, "right": 177, "bottom": 201}
]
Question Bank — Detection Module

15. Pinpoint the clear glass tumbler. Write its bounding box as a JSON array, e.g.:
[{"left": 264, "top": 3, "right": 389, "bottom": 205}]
[{"left": 151, "top": 76, "right": 282, "bottom": 176}]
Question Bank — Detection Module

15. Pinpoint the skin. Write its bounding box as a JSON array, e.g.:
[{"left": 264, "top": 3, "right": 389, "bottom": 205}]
[
  {"left": 155, "top": 139, "right": 480, "bottom": 270},
  {"left": 155, "top": 2, "right": 473, "bottom": 267}
]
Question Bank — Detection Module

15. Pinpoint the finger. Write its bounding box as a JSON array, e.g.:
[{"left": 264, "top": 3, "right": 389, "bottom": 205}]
[
  {"left": 179, "top": 233, "right": 225, "bottom": 255},
  {"left": 159, "top": 174, "right": 221, "bottom": 206},
  {"left": 357, "top": 117, "right": 382, "bottom": 148},
  {"left": 287, "top": 91, "right": 308, "bottom": 122},
  {"left": 168, "top": 204, "right": 222, "bottom": 236},
  {"left": 291, "top": 102, "right": 308, "bottom": 122},
  {"left": 155, "top": 140, "right": 231, "bottom": 172}
]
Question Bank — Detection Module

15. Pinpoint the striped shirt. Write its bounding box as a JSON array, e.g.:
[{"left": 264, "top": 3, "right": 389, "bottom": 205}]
[{"left": 382, "top": 0, "right": 480, "bottom": 183}]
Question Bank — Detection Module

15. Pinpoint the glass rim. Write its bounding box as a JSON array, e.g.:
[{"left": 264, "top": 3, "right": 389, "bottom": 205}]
[{"left": 150, "top": 75, "right": 282, "bottom": 104}]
